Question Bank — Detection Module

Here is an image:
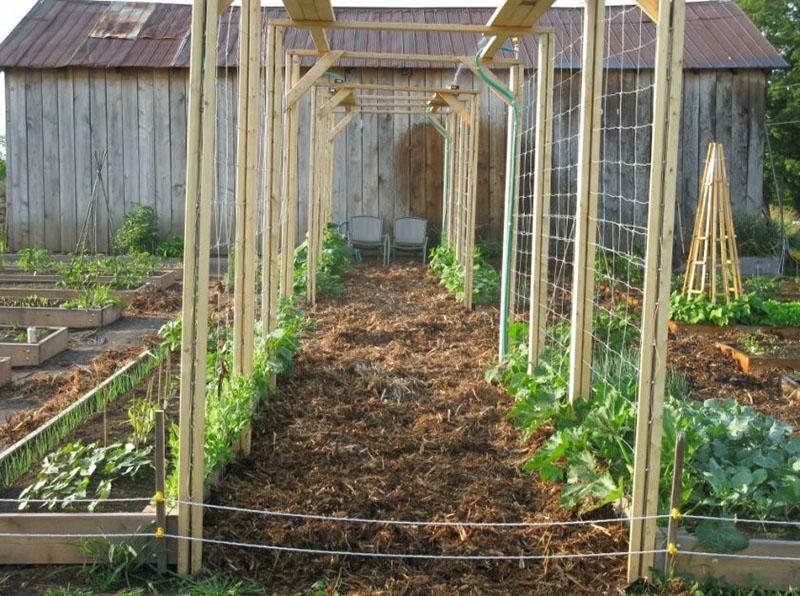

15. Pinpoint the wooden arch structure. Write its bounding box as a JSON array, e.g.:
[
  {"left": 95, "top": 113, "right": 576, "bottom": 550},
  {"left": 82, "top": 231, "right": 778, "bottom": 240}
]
[{"left": 177, "top": 0, "right": 687, "bottom": 586}]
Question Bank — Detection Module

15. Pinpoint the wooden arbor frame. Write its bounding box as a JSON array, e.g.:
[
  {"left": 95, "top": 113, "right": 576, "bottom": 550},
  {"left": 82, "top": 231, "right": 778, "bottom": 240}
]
[{"left": 177, "top": 0, "right": 686, "bottom": 584}]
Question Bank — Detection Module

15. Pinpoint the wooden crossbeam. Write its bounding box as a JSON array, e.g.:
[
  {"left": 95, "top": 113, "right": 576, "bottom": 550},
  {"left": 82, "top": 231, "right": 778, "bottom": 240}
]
[
  {"left": 438, "top": 93, "right": 471, "bottom": 124},
  {"left": 289, "top": 49, "right": 519, "bottom": 66},
  {"left": 318, "top": 88, "right": 353, "bottom": 113},
  {"left": 481, "top": 0, "right": 556, "bottom": 59},
  {"left": 316, "top": 82, "right": 480, "bottom": 95},
  {"left": 283, "top": 0, "right": 333, "bottom": 51},
  {"left": 269, "top": 18, "right": 545, "bottom": 36},
  {"left": 285, "top": 50, "right": 344, "bottom": 108},
  {"left": 219, "top": 0, "right": 234, "bottom": 13},
  {"left": 330, "top": 109, "right": 356, "bottom": 139},
  {"left": 636, "top": 0, "right": 659, "bottom": 22}
]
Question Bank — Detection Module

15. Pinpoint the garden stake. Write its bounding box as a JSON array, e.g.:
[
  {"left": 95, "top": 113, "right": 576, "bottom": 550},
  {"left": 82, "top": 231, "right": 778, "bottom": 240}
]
[
  {"left": 154, "top": 409, "right": 167, "bottom": 572},
  {"left": 664, "top": 431, "right": 685, "bottom": 576}
]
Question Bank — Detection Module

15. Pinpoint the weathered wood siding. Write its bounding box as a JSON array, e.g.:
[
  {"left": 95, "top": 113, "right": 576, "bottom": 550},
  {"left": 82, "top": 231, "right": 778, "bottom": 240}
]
[{"left": 4, "top": 66, "right": 766, "bottom": 252}]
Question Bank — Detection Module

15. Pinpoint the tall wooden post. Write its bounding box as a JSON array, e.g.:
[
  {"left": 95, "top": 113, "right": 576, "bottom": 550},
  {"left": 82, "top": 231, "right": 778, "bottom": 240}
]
[
  {"left": 177, "top": 0, "right": 219, "bottom": 576},
  {"left": 527, "top": 32, "right": 555, "bottom": 373},
  {"left": 568, "top": 0, "right": 606, "bottom": 403},
  {"left": 507, "top": 63, "right": 525, "bottom": 319},
  {"left": 464, "top": 95, "right": 481, "bottom": 311},
  {"left": 280, "top": 56, "right": 301, "bottom": 300},
  {"left": 628, "top": 0, "right": 686, "bottom": 582},
  {"left": 234, "top": 0, "right": 261, "bottom": 380},
  {"left": 261, "top": 24, "right": 284, "bottom": 334},
  {"left": 306, "top": 88, "right": 318, "bottom": 303}
]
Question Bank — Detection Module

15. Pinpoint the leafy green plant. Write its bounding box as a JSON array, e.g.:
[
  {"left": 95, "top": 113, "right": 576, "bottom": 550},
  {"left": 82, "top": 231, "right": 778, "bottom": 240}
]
[
  {"left": 294, "top": 226, "right": 354, "bottom": 297},
  {"left": 491, "top": 319, "right": 800, "bottom": 520},
  {"left": 79, "top": 535, "right": 153, "bottom": 591},
  {"left": 17, "top": 247, "right": 59, "bottom": 274},
  {"left": 114, "top": 206, "right": 159, "bottom": 255},
  {"left": 595, "top": 249, "right": 645, "bottom": 287},
  {"left": 733, "top": 210, "right": 782, "bottom": 257},
  {"left": 62, "top": 286, "right": 122, "bottom": 310},
  {"left": 127, "top": 398, "right": 156, "bottom": 447},
  {"left": 743, "top": 276, "right": 781, "bottom": 299},
  {"left": 429, "top": 245, "right": 500, "bottom": 304},
  {"left": 19, "top": 441, "right": 152, "bottom": 511},
  {"left": 178, "top": 573, "right": 266, "bottom": 595},
  {"left": 670, "top": 291, "right": 800, "bottom": 327},
  {"left": 156, "top": 235, "right": 184, "bottom": 258}
]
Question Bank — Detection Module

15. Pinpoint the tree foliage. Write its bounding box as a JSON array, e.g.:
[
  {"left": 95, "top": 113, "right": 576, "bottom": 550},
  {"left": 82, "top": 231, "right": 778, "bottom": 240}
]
[{"left": 736, "top": 0, "right": 800, "bottom": 209}]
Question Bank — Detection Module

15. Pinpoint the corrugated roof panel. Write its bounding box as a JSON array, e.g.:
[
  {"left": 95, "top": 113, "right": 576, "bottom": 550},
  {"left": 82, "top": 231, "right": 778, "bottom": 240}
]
[
  {"left": 89, "top": 3, "right": 155, "bottom": 40},
  {"left": 0, "top": 1, "right": 787, "bottom": 71}
]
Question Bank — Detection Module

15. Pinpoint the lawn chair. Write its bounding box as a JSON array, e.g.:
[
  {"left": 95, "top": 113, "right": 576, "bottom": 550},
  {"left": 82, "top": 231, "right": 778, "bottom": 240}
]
[
  {"left": 389, "top": 217, "right": 428, "bottom": 264},
  {"left": 347, "top": 215, "right": 389, "bottom": 267}
]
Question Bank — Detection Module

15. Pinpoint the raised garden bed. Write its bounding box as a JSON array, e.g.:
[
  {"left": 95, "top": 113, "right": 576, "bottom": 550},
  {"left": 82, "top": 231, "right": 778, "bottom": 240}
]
[
  {"left": 781, "top": 374, "right": 800, "bottom": 400},
  {"left": 0, "top": 358, "right": 10, "bottom": 388},
  {"left": 0, "top": 303, "right": 121, "bottom": 329},
  {"left": 657, "top": 527, "right": 800, "bottom": 591},
  {"left": 0, "top": 348, "right": 177, "bottom": 564},
  {"left": 668, "top": 320, "right": 800, "bottom": 339},
  {"left": 0, "top": 326, "right": 69, "bottom": 367},
  {"left": 715, "top": 333, "right": 800, "bottom": 373},
  {"left": 0, "top": 270, "right": 180, "bottom": 302}
]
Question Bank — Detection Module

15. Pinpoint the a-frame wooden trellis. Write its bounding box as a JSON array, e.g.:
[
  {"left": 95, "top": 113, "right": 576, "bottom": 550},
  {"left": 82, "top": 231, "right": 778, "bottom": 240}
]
[{"left": 682, "top": 142, "right": 743, "bottom": 302}]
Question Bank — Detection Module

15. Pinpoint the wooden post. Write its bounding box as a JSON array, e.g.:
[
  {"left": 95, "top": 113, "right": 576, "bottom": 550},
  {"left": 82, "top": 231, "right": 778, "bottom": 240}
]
[
  {"left": 306, "top": 88, "right": 318, "bottom": 303},
  {"left": 628, "top": 0, "right": 686, "bottom": 582},
  {"left": 664, "top": 432, "right": 685, "bottom": 576},
  {"left": 154, "top": 409, "right": 167, "bottom": 573},
  {"left": 464, "top": 96, "right": 481, "bottom": 311},
  {"left": 280, "top": 55, "right": 301, "bottom": 301},
  {"left": 507, "top": 64, "right": 524, "bottom": 319},
  {"left": 261, "top": 25, "right": 284, "bottom": 333},
  {"left": 234, "top": 0, "right": 261, "bottom": 384},
  {"left": 567, "top": 0, "right": 606, "bottom": 403},
  {"left": 527, "top": 32, "right": 555, "bottom": 373},
  {"left": 177, "top": 0, "right": 219, "bottom": 576}
]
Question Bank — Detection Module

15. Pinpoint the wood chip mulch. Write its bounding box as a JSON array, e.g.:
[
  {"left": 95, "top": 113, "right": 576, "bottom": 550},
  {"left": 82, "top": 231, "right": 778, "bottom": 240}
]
[
  {"left": 668, "top": 330, "right": 800, "bottom": 429},
  {"left": 204, "top": 263, "right": 628, "bottom": 595}
]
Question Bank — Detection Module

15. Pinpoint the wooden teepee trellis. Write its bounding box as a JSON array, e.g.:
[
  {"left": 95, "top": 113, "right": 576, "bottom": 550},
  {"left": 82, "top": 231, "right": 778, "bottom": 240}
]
[{"left": 682, "top": 142, "right": 743, "bottom": 302}]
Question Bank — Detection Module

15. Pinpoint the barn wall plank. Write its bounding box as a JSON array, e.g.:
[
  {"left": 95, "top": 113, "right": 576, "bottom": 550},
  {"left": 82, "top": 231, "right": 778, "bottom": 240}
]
[
  {"left": 345, "top": 71, "right": 363, "bottom": 221},
  {"left": 73, "top": 69, "right": 93, "bottom": 252},
  {"left": 392, "top": 69, "right": 411, "bottom": 219},
  {"left": 377, "top": 69, "right": 395, "bottom": 227},
  {"left": 25, "top": 70, "right": 45, "bottom": 248},
  {"left": 168, "top": 69, "right": 188, "bottom": 237},
  {"left": 747, "top": 71, "right": 766, "bottom": 212},
  {"left": 120, "top": 71, "right": 140, "bottom": 217},
  {"left": 361, "top": 70, "right": 380, "bottom": 223},
  {"left": 105, "top": 69, "right": 126, "bottom": 245},
  {"left": 678, "top": 71, "right": 700, "bottom": 255},
  {"left": 7, "top": 70, "right": 29, "bottom": 249},
  {"left": 153, "top": 71, "right": 173, "bottom": 239},
  {"left": 137, "top": 72, "right": 156, "bottom": 217},
  {"left": 89, "top": 70, "right": 109, "bottom": 251},
  {"left": 56, "top": 70, "right": 77, "bottom": 251},
  {"left": 41, "top": 71, "right": 61, "bottom": 251},
  {"left": 407, "top": 69, "right": 426, "bottom": 220}
]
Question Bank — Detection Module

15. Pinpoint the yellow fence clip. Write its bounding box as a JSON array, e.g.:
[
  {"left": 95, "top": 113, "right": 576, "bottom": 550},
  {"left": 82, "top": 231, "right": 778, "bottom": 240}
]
[
  {"left": 155, "top": 527, "right": 166, "bottom": 540},
  {"left": 667, "top": 542, "right": 678, "bottom": 557},
  {"left": 153, "top": 491, "right": 165, "bottom": 504},
  {"left": 670, "top": 507, "right": 682, "bottom": 521}
]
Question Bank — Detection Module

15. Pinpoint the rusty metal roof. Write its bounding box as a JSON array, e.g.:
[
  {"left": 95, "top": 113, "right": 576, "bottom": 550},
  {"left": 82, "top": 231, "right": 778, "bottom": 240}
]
[{"left": 0, "top": 0, "right": 787, "bottom": 71}]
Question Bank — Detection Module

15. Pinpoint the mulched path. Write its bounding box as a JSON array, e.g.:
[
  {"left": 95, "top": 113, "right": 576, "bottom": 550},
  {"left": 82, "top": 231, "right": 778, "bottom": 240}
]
[
  {"left": 204, "top": 264, "right": 628, "bottom": 594},
  {"left": 668, "top": 330, "right": 800, "bottom": 429}
]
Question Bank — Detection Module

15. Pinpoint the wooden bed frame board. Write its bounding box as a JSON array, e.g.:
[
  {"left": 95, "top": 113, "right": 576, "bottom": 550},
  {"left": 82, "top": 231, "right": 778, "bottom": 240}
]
[{"left": 0, "top": 326, "right": 69, "bottom": 367}]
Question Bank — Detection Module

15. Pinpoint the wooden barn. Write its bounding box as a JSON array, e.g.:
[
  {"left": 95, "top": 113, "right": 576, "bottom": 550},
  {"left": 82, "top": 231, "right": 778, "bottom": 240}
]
[{"left": 0, "top": 0, "right": 786, "bottom": 253}]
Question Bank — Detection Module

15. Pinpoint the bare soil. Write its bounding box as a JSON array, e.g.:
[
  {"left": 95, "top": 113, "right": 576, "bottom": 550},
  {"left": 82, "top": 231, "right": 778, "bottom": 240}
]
[{"left": 204, "top": 264, "right": 628, "bottom": 595}]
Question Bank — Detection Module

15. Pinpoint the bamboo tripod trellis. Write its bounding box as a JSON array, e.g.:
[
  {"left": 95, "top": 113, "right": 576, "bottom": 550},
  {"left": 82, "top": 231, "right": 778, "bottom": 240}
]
[{"left": 682, "top": 142, "right": 743, "bottom": 302}]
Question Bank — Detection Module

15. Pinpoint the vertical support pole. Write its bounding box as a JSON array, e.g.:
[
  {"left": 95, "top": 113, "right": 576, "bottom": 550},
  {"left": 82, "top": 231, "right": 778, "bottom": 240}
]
[
  {"left": 454, "top": 117, "right": 466, "bottom": 262},
  {"left": 464, "top": 96, "right": 481, "bottom": 311},
  {"left": 261, "top": 25, "right": 284, "bottom": 333},
  {"left": 507, "top": 64, "right": 525, "bottom": 320},
  {"left": 280, "top": 56, "right": 301, "bottom": 301},
  {"left": 664, "top": 431, "right": 685, "bottom": 575},
  {"left": 567, "top": 0, "right": 606, "bottom": 402},
  {"left": 234, "top": 0, "right": 260, "bottom": 382},
  {"left": 177, "top": 0, "right": 218, "bottom": 576},
  {"left": 306, "top": 88, "right": 318, "bottom": 303},
  {"left": 628, "top": 0, "right": 686, "bottom": 582},
  {"left": 497, "top": 66, "right": 523, "bottom": 360},
  {"left": 154, "top": 409, "right": 167, "bottom": 573},
  {"left": 527, "top": 32, "right": 555, "bottom": 373}
]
